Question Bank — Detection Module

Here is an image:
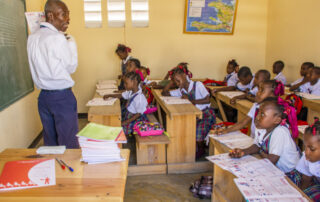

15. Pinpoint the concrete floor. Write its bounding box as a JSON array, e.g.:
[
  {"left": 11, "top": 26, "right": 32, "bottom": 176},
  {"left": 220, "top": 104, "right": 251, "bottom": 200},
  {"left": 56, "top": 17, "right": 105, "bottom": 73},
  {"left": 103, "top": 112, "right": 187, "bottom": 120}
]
[{"left": 36, "top": 118, "right": 213, "bottom": 201}]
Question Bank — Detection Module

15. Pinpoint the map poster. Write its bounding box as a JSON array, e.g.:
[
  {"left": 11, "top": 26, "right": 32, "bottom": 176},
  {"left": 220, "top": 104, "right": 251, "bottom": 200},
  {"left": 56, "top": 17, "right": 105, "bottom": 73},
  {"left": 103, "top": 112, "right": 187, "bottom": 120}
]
[{"left": 184, "top": 0, "right": 238, "bottom": 35}]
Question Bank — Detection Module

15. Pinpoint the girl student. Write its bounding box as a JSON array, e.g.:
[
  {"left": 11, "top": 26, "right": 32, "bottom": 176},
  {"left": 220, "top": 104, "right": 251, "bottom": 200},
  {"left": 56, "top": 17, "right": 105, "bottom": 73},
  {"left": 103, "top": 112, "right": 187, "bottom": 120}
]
[
  {"left": 289, "top": 62, "right": 314, "bottom": 91},
  {"left": 286, "top": 118, "right": 320, "bottom": 201},
  {"left": 104, "top": 72, "right": 148, "bottom": 135},
  {"left": 214, "top": 79, "right": 284, "bottom": 138},
  {"left": 229, "top": 97, "right": 300, "bottom": 174},
  {"left": 116, "top": 44, "right": 132, "bottom": 90},
  {"left": 140, "top": 66, "right": 157, "bottom": 87},
  {"left": 162, "top": 66, "right": 216, "bottom": 158}
]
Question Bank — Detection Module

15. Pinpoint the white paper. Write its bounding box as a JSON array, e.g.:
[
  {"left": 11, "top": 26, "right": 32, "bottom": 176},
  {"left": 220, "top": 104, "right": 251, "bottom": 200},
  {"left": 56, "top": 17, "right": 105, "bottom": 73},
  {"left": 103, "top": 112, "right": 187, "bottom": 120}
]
[
  {"left": 160, "top": 96, "right": 191, "bottom": 105},
  {"left": 248, "top": 197, "right": 308, "bottom": 202},
  {"left": 190, "top": 0, "right": 205, "bottom": 7},
  {"left": 189, "top": 7, "right": 202, "bottom": 17},
  {"left": 206, "top": 153, "right": 257, "bottom": 171},
  {"left": 209, "top": 131, "right": 254, "bottom": 149},
  {"left": 96, "top": 83, "right": 118, "bottom": 90},
  {"left": 230, "top": 159, "right": 284, "bottom": 179},
  {"left": 36, "top": 146, "right": 66, "bottom": 154},
  {"left": 234, "top": 177, "right": 302, "bottom": 199},
  {"left": 25, "top": 12, "right": 45, "bottom": 34},
  {"left": 96, "top": 89, "right": 118, "bottom": 96},
  {"left": 298, "top": 125, "right": 308, "bottom": 134},
  {"left": 98, "top": 80, "right": 117, "bottom": 85},
  {"left": 219, "top": 91, "right": 245, "bottom": 98},
  {"left": 86, "top": 98, "right": 117, "bottom": 106},
  {"left": 297, "top": 92, "right": 320, "bottom": 100}
]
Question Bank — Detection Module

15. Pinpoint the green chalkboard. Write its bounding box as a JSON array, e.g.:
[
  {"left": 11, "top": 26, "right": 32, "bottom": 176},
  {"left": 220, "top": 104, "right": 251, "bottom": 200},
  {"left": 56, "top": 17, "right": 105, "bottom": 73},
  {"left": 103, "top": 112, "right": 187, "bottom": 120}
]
[{"left": 0, "top": 0, "right": 34, "bottom": 111}]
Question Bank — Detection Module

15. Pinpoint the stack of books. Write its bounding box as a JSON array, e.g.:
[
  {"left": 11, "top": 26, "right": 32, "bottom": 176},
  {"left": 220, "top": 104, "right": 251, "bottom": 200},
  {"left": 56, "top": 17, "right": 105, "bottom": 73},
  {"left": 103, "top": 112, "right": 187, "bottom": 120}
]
[{"left": 77, "top": 123, "right": 127, "bottom": 164}]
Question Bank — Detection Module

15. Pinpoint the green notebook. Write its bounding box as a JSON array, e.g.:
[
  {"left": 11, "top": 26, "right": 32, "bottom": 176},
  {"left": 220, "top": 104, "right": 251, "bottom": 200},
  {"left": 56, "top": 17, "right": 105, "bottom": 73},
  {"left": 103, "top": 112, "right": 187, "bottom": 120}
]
[{"left": 77, "top": 123, "right": 124, "bottom": 141}]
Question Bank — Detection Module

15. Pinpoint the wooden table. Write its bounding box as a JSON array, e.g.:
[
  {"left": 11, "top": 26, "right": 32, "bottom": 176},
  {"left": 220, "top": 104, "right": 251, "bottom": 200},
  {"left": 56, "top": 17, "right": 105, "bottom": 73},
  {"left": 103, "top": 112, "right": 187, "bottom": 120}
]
[
  {"left": 88, "top": 93, "right": 121, "bottom": 127},
  {"left": 209, "top": 138, "right": 311, "bottom": 202},
  {"left": 0, "top": 149, "right": 130, "bottom": 202},
  {"left": 301, "top": 98, "right": 320, "bottom": 123},
  {"left": 152, "top": 89, "right": 212, "bottom": 173}
]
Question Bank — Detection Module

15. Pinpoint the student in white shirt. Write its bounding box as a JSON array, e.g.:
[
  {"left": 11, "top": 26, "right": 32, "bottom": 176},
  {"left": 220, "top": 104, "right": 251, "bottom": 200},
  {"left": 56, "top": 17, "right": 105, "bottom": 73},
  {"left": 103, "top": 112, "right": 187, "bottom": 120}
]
[
  {"left": 116, "top": 44, "right": 132, "bottom": 90},
  {"left": 289, "top": 62, "right": 314, "bottom": 92},
  {"left": 104, "top": 72, "right": 148, "bottom": 135},
  {"left": 162, "top": 67, "right": 216, "bottom": 159},
  {"left": 273, "top": 60, "right": 287, "bottom": 85},
  {"left": 230, "top": 70, "right": 271, "bottom": 104},
  {"left": 229, "top": 97, "right": 300, "bottom": 173},
  {"left": 27, "top": 0, "right": 79, "bottom": 148},
  {"left": 300, "top": 67, "right": 320, "bottom": 96},
  {"left": 214, "top": 80, "right": 283, "bottom": 138},
  {"left": 286, "top": 119, "right": 320, "bottom": 201}
]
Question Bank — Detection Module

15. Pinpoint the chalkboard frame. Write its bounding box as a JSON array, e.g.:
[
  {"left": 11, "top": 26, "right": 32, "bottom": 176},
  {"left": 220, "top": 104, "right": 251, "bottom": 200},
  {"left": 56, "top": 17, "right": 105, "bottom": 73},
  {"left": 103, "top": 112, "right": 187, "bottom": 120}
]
[{"left": 0, "top": 0, "right": 34, "bottom": 111}]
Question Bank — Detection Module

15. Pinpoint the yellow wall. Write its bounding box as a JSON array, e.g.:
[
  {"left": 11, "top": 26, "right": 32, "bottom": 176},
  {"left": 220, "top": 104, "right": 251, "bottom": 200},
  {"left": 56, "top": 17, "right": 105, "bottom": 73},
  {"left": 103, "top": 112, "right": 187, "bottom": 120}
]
[
  {"left": 0, "top": 0, "right": 43, "bottom": 152},
  {"left": 266, "top": 0, "right": 320, "bottom": 83},
  {"left": 64, "top": 0, "right": 269, "bottom": 112}
]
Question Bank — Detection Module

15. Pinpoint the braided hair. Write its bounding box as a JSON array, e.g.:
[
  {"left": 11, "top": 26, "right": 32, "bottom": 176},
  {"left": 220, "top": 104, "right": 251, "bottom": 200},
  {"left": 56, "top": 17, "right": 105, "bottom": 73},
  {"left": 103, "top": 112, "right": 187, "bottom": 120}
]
[
  {"left": 124, "top": 71, "right": 142, "bottom": 85},
  {"left": 263, "top": 79, "right": 284, "bottom": 96},
  {"left": 169, "top": 62, "right": 193, "bottom": 79},
  {"left": 128, "top": 58, "right": 141, "bottom": 68},
  {"left": 305, "top": 117, "right": 320, "bottom": 138},
  {"left": 115, "top": 44, "right": 131, "bottom": 53},
  {"left": 228, "top": 59, "right": 238, "bottom": 68}
]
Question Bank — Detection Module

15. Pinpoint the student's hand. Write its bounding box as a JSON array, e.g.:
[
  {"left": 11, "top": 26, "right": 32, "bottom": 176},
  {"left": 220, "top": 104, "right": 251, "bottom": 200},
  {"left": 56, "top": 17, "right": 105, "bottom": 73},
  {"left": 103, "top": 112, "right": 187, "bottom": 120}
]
[
  {"left": 229, "top": 148, "right": 245, "bottom": 158},
  {"left": 181, "top": 94, "right": 189, "bottom": 99},
  {"left": 103, "top": 95, "right": 111, "bottom": 100},
  {"left": 230, "top": 98, "right": 237, "bottom": 105},
  {"left": 211, "top": 89, "right": 218, "bottom": 96},
  {"left": 212, "top": 128, "right": 227, "bottom": 135}
]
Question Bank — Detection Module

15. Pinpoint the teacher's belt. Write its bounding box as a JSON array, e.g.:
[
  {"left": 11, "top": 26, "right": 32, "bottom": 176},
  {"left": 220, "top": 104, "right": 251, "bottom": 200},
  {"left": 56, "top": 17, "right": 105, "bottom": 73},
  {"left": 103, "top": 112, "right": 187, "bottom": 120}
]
[{"left": 41, "top": 88, "right": 72, "bottom": 92}]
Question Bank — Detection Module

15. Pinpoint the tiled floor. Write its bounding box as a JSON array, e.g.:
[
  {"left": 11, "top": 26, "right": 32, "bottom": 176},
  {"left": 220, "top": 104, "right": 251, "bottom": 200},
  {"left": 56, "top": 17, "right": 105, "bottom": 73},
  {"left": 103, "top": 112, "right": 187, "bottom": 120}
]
[{"left": 36, "top": 118, "right": 213, "bottom": 202}]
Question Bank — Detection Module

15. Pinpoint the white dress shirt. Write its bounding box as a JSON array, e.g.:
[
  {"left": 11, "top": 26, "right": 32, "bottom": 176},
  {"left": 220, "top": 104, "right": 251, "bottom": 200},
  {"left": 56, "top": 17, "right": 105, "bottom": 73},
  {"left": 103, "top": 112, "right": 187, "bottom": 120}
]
[
  {"left": 226, "top": 71, "right": 238, "bottom": 87},
  {"left": 27, "top": 22, "right": 78, "bottom": 90},
  {"left": 120, "top": 55, "right": 131, "bottom": 72},
  {"left": 247, "top": 103, "right": 259, "bottom": 137},
  {"left": 122, "top": 87, "right": 148, "bottom": 114},
  {"left": 300, "top": 79, "right": 320, "bottom": 95},
  {"left": 236, "top": 76, "right": 254, "bottom": 91},
  {"left": 274, "top": 72, "right": 287, "bottom": 85},
  {"left": 296, "top": 152, "right": 320, "bottom": 182},
  {"left": 169, "top": 80, "right": 210, "bottom": 110}
]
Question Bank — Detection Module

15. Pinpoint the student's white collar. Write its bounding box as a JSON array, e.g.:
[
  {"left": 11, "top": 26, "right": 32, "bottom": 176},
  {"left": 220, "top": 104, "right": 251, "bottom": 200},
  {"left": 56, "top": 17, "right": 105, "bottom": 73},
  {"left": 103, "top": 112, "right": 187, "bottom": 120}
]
[
  {"left": 40, "top": 22, "right": 59, "bottom": 33},
  {"left": 123, "top": 55, "right": 131, "bottom": 64},
  {"left": 311, "top": 78, "right": 320, "bottom": 86},
  {"left": 180, "top": 80, "right": 194, "bottom": 93}
]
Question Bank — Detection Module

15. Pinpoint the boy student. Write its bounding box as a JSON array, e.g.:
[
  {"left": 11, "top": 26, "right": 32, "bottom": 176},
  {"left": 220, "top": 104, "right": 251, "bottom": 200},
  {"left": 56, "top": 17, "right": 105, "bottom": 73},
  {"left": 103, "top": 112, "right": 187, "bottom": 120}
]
[
  {"left": 273, "top": 60, "right": 287, "bottom": 85},
  {"left": 27, "top": 0, "right": 79, "bottom": 148},
  {"left": 300, "top": 66, "right": 320, "bottom": 96},
  {"left": 289, "top": 62, "right": 314, "bottom": 92}
]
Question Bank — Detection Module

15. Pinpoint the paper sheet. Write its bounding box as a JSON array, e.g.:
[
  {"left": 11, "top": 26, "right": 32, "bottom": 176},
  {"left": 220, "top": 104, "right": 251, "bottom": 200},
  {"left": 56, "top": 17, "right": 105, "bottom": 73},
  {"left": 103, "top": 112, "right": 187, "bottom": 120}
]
[
  {"left": 25, "top": 12, "right": 45, "bottom": 34},
  {"left": 219, "top": 91, "right": 245, "bottom": 98},
  {"left": 86, "top": 98, "right": 117, "bottom": 106},
  {"left": 234, "top": 177, "right": 302, "bottom": 199},
  {"left": 190, "top": 0, "right": 205, "bottom": 7},
  {"left": 96, "top": 83, "right": 118, "bottom": 90},
  {"left": 298, "top": 125, "right": 308, "bottom": 134},
  {"left": 297, "top": 92, "right": 320, "bottom": 100},
  {"left": 206, "top": 153, "right": 257, "bottom": 171},
  {"left": 36, "top": 146, "right": 66, "bottom": 154},
  {"left": 189, "top": 7, "right": 202, "bottom": 17},
  {"left": 96, "top": 89, "right": 118, "bottom": 96},
  {"left": 209, "top": 131, "right": 254, "bottom": 149},
  {"left": 160, "top": 96, "right": 191, "bottom": 105},
  {"left": 230, "top": 159, "right": 284, "bottom": 178},
  {"left": 248, "top": 197, "right": 308, "bottom": 202},
  {"left": 98, "top": 80, "right": 117, "bottom": 85}
]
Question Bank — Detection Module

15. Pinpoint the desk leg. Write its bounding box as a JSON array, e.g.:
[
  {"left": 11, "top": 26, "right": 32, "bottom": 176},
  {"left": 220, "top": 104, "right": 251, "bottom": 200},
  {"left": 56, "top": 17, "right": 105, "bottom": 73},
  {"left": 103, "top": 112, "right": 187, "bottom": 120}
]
[
  {"left": 166, "top": 114, "right": 196, "bottom": 163},
  {"left": 156, "top": 102, "right": 164, "bottom": 126},
  {"left": 216, "top": 99, "right": 227, "bottom": 122}
]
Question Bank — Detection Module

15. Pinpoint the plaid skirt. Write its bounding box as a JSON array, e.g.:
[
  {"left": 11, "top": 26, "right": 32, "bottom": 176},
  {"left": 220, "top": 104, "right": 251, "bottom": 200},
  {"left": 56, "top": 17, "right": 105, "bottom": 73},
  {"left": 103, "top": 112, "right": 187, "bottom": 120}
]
[
  {"left": 196, "top": 108, "right": 216, "bottom": 142},
  {"left": 286, "top": 169, "right": 320, "bottom": 201},
  {"left": 122, "top": 110, "right": 148, "bottom": 135}
]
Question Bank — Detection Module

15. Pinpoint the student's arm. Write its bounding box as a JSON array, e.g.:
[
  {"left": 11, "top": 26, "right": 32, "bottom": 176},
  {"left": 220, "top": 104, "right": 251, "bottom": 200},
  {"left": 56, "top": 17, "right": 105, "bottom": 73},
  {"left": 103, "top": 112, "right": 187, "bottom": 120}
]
[
  {"left": 230, "top": 94, "right": 247, "bottom": 104},
  {"left": 103, "top": 94, "right": 122, "bottom": 99},
  {"left": 214, "top": 116, "right": 252, "bottom": 135},
  {"left": 229, "top": 144, "right": 260, "bottom": 158},
  {"left": 300, "top": 174, "right": 314, "bottom": 190},
  {"left": 289, "top": 79, "right": 309, "bottom": 91},
  {"left": 163, "top": 72, "right": 170, "bottom": 80},
  {"left": 260, "top": 152, "right": 280, "bottom": 165},
  {"left": 161, "top": 80, "right": 175, "bottom": 96},
  {"left": 246, "top": 94, "right": 256, "bottom": 102},
  {"left": 122, "top": 113, "right": 141, "bottom": 126},
  {"left": 211, "top": 86, "right": 236, "bottom": 96},
  {"left": 191, "top": 95, "right": 210, "bottom": 105}
]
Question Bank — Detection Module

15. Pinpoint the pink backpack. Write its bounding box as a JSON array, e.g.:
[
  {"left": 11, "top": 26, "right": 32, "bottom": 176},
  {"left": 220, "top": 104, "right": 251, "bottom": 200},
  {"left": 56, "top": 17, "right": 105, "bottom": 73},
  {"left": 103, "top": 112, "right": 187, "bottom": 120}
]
[
  {"left": 134, "top": 121, "right": 164, "bottom": 137},
  {"left": 144, "top": 104, "right": 158, "bottom": 114}
]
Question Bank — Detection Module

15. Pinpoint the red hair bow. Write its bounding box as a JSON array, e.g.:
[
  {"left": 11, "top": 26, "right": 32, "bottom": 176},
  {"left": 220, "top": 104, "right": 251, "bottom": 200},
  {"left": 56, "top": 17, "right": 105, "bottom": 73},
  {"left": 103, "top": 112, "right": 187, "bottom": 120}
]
[{"left": 146, "top": 67, "right": 150, "bottom": 76}]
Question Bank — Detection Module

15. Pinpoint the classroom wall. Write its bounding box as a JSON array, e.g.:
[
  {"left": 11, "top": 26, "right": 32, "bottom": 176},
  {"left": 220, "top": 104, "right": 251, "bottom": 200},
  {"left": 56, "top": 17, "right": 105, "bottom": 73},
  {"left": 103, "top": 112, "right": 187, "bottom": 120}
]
[
  {"left": 0, "top": 0, "right": 43, "bottom": 152},
  {"left": 62, "top": 0, "right": 269, "bottom": 113},
  {"left": 266, "top": 0, "right": 320, "bottom": 83}
]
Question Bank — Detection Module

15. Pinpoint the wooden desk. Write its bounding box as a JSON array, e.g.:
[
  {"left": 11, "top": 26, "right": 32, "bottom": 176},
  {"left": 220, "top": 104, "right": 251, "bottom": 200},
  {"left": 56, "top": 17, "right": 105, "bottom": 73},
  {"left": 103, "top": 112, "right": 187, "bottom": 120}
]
[
  {"left": 0, "top": 149, "right": 130, "bottom": 202},
  {"left": 152, "top": 90, "right": 211, "bottom": 173},
  {"left": 302, "top": 98, "right": 320, "bottom": 123},
  {"left": 209, "top": 138, "right": 311, "bottom": 202},
  {"left": 88, "top": 93, "right": 121, "bottom": 127}
]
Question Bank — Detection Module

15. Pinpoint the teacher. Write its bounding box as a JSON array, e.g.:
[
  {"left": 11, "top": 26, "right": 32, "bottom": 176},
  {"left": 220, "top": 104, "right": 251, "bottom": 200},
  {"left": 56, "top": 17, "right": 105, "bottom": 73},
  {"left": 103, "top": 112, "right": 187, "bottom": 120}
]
[{"left": 27, "top": 0, "right": 79, "bottom": 148}]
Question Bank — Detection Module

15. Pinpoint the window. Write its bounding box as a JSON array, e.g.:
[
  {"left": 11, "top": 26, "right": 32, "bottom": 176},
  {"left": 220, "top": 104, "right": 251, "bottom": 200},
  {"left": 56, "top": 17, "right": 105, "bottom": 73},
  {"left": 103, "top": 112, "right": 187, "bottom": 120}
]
[
  {"left": 84, "top": 0, "right": 102, "bottom": 28},
  {"left": 131, "top": 0, "right": 149, "bottom": 27},
  {"left": 107, "top": 0, "right": 126, "bottom": 27}
]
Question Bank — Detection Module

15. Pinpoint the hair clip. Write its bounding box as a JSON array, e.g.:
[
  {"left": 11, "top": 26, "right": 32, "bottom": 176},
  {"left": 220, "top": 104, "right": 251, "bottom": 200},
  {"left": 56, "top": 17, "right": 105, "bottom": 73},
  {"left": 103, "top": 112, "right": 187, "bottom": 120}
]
[
  {"left": 146, "top": 68, "right": 150, "bottom": 75},
  {"left": 280, "top": 118, "right": 287, "bottom": 126},
  {"left": 312, "top": 127, "right": 317, "bottom": 136},
  {"left": 126, "top": 47, "right": 132, "bottom": 53}
]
